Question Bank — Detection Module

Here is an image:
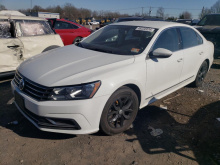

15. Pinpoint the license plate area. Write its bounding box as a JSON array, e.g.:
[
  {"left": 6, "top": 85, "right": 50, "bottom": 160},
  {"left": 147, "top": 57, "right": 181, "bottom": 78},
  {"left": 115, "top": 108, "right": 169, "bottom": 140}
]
[{"left": 14, "top": 91, "right": 25, "bottom": 110}]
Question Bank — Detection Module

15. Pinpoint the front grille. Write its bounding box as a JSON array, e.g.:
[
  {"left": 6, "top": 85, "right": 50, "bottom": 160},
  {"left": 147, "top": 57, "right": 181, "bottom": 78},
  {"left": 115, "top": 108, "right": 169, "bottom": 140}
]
[{"left": 14, "top": 71, "right": 53, "bottom": 101}]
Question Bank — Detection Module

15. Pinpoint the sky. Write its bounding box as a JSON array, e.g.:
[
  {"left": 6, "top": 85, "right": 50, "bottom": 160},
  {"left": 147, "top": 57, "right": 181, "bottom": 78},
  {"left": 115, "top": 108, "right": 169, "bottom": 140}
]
[{"left": 0, "top": 0, "right": 218, "bottom": 19}]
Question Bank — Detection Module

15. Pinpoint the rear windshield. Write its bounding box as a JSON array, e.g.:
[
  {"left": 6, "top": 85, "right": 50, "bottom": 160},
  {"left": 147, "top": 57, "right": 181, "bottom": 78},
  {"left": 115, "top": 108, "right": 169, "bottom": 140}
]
[
  {"left": 79, "top": 25, "right": 157, "bottom": 55},
  {"left": 198, "top": 15, "right": 220, "bottom": 26}
]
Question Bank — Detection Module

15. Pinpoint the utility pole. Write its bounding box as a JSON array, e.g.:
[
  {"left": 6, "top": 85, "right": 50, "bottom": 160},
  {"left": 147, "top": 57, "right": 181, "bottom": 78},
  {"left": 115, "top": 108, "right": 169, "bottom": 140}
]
[
  {"left": 149, "top": 6, "right": 152, "bottom": 17},
  {"left": 141, "top": 7, "right": 144, "bottom": 16},
  {"left": 30, "top": 0, "right": 32, "bottom": 14},
  {"left": 201, "top": 6, "right": 204, "bottom": 18}
]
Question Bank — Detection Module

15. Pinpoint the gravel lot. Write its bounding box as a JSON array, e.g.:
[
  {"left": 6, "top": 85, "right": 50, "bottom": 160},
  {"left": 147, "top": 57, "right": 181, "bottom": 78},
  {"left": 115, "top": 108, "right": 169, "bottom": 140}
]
[{"left": 0, "top": 58, "right": 219, "bottom": 165}]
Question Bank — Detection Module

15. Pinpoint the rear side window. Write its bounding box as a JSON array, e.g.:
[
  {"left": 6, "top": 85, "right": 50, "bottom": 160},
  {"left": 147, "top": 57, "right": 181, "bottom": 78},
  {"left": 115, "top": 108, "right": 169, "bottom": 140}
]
[
  {"left": 54, "top": 21, "right": 78, "bottom": 29},
  {"left": 179, "top": 27, "right": 201, "bottom": 49},
  {"left": 152, "top": 28, "right": 180, "bottom": 52},
  {"left": 196, "top": 33, "right": 203, "bottom": 45},
  {"left": 16, "top": 20, "right": 54, "bottom": 37}
]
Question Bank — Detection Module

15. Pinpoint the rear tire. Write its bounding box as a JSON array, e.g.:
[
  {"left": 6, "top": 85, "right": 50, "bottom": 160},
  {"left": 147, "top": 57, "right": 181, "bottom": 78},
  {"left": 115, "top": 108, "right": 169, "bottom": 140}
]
[
  {"left": 100, "top": 86, "right": 139, "bottom": 135},
  {"left": 73, "top": 37, "right": 82, "bottom": 44},
  {"left": 191, "top": 61, "right": 208, "bottom": 87}
]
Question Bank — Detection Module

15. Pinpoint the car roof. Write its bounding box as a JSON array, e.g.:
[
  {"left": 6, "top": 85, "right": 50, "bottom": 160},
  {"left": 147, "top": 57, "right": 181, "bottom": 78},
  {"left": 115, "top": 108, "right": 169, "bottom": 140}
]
[
  {"left": 0, "top": 15, "right": 46, "bottom": 21},
  {"left": 110, "top": 20, "right": 188, "bottom": 29}
]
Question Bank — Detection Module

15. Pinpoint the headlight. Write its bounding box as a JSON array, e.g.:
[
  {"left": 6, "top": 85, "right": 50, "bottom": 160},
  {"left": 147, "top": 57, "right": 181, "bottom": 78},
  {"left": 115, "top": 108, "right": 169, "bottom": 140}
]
[{"left": 48, "top": 81, "right": 101, "bottom": 100}]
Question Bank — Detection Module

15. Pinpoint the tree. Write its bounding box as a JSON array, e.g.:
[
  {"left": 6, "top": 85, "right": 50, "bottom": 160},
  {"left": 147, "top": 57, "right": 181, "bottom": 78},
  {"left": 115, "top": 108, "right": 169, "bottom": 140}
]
[
  {"left": 156, "top": 7, "right": 165, "bottom": 19},
  {"left": 199, "top": 7, "right": 212, "bottom": 19},
  {"left": 179, "top": 11, "right": 192, "bottom": 19},
  {"left": 211, "top": 0, "right": 220, "bottom": 13},
  {"left": 0, "top": 4, "right": 6, "bottom": 11},
  {"left": 32, "top": 5, "right": 44, "bottom": 12}
]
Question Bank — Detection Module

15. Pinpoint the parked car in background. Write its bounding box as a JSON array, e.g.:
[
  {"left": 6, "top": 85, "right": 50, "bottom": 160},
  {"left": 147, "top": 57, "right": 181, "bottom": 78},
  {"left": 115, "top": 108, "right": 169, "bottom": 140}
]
[
  {"left": 12, "top": 21, "right": 213, "bottom": 135},
  {"left": 0, "top": 15, "right": 63, "bottom": 77},
  {"left": 114, "top": 17, "right": 145, "bottom": 23},
  {"left": 89, "top": 21, "right": 99, "bottom": 25},
  {"left": 99, "top": 17, "right": 163, "bottom": 28},
  {"left": 176, "top": 19, "right": 192, "bottom": 25},
  {"left": 191, "top": 19, "right": 200, "bottom": 26},
  {"left": 48, "top": 18, "right": 92, "bottom": 45},
  {"left": 195, "top": 14, "right": 220, "bottom": 55}
]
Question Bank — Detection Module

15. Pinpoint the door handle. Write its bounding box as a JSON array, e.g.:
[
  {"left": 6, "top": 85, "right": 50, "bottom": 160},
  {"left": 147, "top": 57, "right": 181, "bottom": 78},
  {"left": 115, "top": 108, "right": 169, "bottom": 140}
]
[
  {"left": 7, "top": 45, "right": 20, "bottom": 48},
  {"left": 177, "top": 58, "right": 183, "bottom": 62}
]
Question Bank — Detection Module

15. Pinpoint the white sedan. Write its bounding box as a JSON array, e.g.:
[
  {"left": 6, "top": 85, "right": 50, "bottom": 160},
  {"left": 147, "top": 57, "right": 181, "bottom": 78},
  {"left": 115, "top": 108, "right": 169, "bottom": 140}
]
[{"left": 11, "top": 21, "right": 214, "bottom": 135}]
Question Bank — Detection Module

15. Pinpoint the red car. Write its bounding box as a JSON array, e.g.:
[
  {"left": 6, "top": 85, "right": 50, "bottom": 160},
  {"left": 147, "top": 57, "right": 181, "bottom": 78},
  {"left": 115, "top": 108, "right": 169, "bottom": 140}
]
[{"left": 48, "top": 19, "right": 92, "bottom": 46}]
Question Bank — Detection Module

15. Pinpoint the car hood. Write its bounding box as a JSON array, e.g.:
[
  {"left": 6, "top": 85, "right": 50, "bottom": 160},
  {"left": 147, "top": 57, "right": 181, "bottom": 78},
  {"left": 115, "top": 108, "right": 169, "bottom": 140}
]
[
  {"left": 18, "top": 45, "right": 134, "bottom": 86},
  {"left": 195, "top": 25, "right": 220, "bottom": 33}
]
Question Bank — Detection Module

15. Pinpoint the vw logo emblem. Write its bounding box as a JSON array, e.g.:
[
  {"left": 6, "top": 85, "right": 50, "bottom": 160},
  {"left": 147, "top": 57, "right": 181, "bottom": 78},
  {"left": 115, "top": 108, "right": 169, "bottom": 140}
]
[{"left": 19, "top": 79, "right": 25, "bottom": 90}]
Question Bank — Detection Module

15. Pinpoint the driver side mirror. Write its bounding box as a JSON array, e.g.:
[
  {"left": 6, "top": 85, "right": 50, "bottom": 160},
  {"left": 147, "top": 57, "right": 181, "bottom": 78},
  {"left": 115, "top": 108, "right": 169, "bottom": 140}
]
[{"left": 150, "top": 48, "right": 173, "bottom": 58}]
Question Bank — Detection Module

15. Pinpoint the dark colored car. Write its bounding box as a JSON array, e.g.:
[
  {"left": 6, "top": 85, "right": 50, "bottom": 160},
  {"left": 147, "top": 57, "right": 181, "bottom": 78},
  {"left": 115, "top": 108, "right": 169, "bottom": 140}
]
[
  {"left": 176, "top": 19, "right": 192, "bottom": 25},
  {"left": 195, "top": 14, "right": 220, "bottom": 55},
  {"left": 48, "top": 19, "right": 92, "bottom": 45},
  {"left": 114, "top": 17, "right": 145, "bottom": 23}
]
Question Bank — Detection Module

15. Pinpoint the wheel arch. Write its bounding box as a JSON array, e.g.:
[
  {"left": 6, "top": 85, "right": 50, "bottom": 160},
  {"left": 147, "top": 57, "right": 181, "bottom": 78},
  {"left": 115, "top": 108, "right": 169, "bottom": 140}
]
[
  {"left": 205, "top": 59, "right": 210, "bottom": 70},
  {"left": 120, "top": 83, "right": 142, "bottom": 106},
  {"left": 42, "top": 45, "right": 60, "bottom": 53}
]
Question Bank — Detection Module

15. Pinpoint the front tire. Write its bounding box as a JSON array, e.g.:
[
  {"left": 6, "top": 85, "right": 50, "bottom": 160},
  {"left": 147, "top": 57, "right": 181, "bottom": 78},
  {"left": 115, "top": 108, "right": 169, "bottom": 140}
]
[
  {"left": 100, "top": 87, "right": 139, "bottom": 135},
  {"left": 191, "top": 61, "right": 208, "bottom": 87}
]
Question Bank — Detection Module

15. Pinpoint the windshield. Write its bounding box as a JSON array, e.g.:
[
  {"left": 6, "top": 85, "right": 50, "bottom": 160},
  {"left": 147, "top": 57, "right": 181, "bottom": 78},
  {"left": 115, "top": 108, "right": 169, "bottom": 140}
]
[
  {"left": 198, "top": 15, "right": 220, "bottom": 26},
  {"left": 78, "top": 25, "right": 157, "bottom": 55}
]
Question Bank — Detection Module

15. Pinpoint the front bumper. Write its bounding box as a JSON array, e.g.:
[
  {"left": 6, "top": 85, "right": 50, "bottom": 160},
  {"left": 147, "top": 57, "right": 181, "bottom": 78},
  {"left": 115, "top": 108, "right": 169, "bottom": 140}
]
[{"left": 11, "top": 80, "right": 110, "bottom": 134}]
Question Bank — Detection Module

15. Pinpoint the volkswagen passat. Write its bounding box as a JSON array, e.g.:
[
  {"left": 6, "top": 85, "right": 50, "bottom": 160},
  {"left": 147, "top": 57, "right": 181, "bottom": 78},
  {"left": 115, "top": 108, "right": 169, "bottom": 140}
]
[{"left": 11, "top": 21, "right": 214, "bottom": 135}]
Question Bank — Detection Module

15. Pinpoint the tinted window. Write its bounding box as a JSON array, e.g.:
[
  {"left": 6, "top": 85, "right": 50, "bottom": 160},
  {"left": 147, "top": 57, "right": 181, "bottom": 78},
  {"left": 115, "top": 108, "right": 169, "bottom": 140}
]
[
  {"left": 179, "top": 27, "right": 199, "bottom": 49},
  {"left": 152, "top": 28, "right": 180, "bottom": 52},
  {"left": 198, "top": 15, "right": 220, "bottom": 26},
  {"left": 196, "top": 33, "right": 203, "bottom": 45},
  {"left": 54, "top": 21, "right": 78, "bottom": 29}
]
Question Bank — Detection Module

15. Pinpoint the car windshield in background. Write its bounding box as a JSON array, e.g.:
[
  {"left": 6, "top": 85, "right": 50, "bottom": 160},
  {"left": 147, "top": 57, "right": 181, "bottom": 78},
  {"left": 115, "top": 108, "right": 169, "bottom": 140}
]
[
  {"left": 79, "top": 25, "right": 157, "bottom": 55},
  {"left": 198, "top": 15, "right": 220, "bottom": 26}
]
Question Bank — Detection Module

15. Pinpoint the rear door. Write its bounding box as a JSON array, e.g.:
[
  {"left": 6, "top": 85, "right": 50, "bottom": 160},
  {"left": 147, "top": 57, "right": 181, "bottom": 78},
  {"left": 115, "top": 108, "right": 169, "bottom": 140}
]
[
  {"left": 54, "top": 20, "right": 79, "bottom": 45},
  {"left": 178, "top": 27, "right": 205, "bottom": 82},
  {"left": 0, "top": 20, "right": 23, "bottom": 73}
]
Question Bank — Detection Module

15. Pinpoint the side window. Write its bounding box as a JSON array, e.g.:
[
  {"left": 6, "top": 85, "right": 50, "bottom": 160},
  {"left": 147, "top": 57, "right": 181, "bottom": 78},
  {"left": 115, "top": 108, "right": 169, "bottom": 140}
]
[
  {"left": 71, "top": 24, "right": 79, "bottom": 29},
  {"left": 54, "top": 21, "right": 77, "bottom": 29},
  {"left": 196, "top": 33, "right": 203, "bottom": 45},
  {"left": 17, "top": 20, "right": 54, "bottom": 37},
  {"left": 152, "top": 28, "right": 180, "bottom": 52},
  {"left": 179, "top": 27, "right": 200, "bottom": 49},
  {"left": 0, "top": 20, "right": 12, "bottom": 38}
]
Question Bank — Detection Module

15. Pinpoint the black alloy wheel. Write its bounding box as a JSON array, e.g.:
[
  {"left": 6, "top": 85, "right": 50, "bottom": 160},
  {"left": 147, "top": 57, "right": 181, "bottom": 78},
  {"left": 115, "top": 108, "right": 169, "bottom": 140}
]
[
  {"left": 73, "top": 37, "right": 82, "bottom": 44},
  {"left": 100, "top": 86, "right": 139, "bottom": 135}
]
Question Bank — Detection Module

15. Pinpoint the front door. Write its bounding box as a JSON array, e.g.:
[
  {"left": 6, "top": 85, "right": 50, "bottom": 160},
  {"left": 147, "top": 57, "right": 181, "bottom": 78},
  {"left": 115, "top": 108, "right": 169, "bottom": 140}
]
[{"left": 145, "top": 28, "right": 184, "bottom": 99}]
